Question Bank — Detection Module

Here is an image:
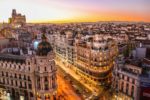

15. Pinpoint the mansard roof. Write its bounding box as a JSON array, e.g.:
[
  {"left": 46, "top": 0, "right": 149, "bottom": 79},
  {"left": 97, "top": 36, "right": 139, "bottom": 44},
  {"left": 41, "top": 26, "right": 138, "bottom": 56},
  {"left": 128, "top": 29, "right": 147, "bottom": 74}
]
[{"left": 0, "top": 53, "right": 26, "bottom": 63}]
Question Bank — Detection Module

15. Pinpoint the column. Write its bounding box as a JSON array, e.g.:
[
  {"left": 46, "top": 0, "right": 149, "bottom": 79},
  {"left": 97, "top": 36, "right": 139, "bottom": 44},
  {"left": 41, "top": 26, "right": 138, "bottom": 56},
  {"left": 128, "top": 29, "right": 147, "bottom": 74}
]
[
  {"left": 42, "top": 77, "right": 44, "bottom": 90},
  {"left": 41, "top": 94, "right": 45, "bottom": 100},
  {"left": 28, "top": 92, "right": 30, "bottom": 100},
  {"left": 40, "top": 77, "right": 43, "bottom": 90},
  {"left": 49, "top": 76, "right": 51, "bottom": 89}
]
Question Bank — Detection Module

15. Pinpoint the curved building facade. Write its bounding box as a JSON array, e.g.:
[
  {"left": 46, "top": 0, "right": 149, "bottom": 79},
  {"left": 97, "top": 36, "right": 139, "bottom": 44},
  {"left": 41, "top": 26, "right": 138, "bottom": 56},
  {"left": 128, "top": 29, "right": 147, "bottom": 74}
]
[{"left": 75, "top": 35, "right": 118, "bottom": 86}]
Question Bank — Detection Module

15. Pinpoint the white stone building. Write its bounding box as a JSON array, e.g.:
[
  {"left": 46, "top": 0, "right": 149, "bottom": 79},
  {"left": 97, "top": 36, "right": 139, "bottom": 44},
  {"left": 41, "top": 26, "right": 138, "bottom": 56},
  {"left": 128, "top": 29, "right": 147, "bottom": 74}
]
[
  {"left": 0, "top": 35, "right": 57, "bottom": 100},
  {"left": 112, "top": 54, "right": 150, "bottom": 100}
]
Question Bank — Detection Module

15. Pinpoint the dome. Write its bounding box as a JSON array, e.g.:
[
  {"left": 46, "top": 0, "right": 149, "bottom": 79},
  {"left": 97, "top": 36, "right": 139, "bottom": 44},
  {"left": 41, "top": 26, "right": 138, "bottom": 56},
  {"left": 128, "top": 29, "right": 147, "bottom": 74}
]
[{"left": 36, "top": 34, "right": 52, "bottom": 56}]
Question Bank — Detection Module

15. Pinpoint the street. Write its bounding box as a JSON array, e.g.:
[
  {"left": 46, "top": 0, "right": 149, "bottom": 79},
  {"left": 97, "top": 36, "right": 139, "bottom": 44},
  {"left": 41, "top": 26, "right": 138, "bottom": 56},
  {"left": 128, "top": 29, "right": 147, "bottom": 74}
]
[
  {"left": 57, "top": 69, "right": 83, "bottom": 100},
  {"left": 55, "top": 60, "right": 114, "bottom": 100}
]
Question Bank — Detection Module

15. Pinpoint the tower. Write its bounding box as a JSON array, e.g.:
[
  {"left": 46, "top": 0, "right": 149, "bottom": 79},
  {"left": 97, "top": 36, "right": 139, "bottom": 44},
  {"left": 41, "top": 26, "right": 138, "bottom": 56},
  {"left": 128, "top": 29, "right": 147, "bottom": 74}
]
[
  {"left": 9, "top": 9, "right": 26, "bottom": 28},
  {"left": 35, "top": 34, "right": 57, "bottom": 100},
  {"left": 12, "top": 9, "right": 16, "bottom": 17}
]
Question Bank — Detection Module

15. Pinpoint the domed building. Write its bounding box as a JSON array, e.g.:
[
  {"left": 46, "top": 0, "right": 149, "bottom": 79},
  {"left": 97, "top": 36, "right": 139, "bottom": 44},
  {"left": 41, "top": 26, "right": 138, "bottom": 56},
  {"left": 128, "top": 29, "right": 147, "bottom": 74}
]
[
  {"left": 35, "top": 34, "right": 57, "bottom": 100},
  {"left": 36, "top": 34, "right": 52, "bottom": 56},
  {"left": 0, "top": 34, "right": 57, "bottom": 100}
]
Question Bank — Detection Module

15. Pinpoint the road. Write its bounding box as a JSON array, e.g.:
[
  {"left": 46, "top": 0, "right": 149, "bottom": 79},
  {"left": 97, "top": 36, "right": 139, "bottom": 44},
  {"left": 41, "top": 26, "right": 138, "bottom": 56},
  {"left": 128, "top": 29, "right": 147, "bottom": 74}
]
[
  {"left": 55, "top": 60, "right": 115, "bottom": 100},
  {"left": 57, "top": 69, "right": 82, "bottom": 100},
  {"left": 55, "top": 60, "right": 101, "bottom": 95}
]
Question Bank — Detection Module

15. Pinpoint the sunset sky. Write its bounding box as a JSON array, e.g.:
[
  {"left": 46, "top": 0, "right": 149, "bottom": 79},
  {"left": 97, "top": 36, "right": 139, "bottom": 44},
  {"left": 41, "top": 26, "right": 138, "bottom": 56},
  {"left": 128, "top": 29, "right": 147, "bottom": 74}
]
[{"left": 0, "top": 0, "right": 150, "bottom": 23}]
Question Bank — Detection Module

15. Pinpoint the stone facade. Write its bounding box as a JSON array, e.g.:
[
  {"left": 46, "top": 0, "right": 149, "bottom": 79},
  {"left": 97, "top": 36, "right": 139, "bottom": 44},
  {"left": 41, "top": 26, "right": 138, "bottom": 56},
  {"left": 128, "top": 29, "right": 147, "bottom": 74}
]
[
  {"left": 52, "top": 32, "right": 118, "bottom": 88},
  {"left": 9, "top": 9, "right": 26, "bottom": 28},
  {"left": 0, "top": 37, "right": 57, "bottom": 100},
  {"left": 74, "top": 34, "right": 118, "bottom": 86}
]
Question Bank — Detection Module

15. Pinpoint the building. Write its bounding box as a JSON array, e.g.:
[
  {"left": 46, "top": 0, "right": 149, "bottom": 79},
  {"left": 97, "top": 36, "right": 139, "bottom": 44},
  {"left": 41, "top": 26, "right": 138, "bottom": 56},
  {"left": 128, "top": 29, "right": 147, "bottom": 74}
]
[
  {"left": 74, "top": 34, "right": 118, "bottom": 87},
  {"left": 54, "top": 31, "right": 75, "bottom": 66},
  {"left": 112, "top": 55, "right": 150, "bottom": 100},
  {"left": 54, "top": 32, "right": 118, "bottom": 92},
  {"left": 112, "top": 62, "right": 141, "bottom": 100},
  {"left": 9, "top": 9, "right": 26, "bottom": 28},
  {"left": 0, "top": 34, "right": 57, "bottom": 100},
  {"left": 139, "top": 58, "right": 150, "bottom": 100}
]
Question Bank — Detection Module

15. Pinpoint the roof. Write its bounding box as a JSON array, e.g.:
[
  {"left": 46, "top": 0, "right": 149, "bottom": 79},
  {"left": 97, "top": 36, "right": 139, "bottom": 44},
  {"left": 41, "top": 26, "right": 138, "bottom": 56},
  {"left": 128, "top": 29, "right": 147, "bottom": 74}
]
[
  {"left": 143, "top": 58, "right": 150, "bottom": 65},
  {"left": 0, "top": 53, "right": 26, "bottom": 63},
  {"left": 36, "top": 34, "right": 52, "bottom": 56}
]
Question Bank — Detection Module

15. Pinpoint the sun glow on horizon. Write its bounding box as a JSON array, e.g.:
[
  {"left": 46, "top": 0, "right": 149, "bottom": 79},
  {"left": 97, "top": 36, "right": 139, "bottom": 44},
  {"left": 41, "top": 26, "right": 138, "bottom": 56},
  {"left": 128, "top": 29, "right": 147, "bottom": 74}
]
[{"left": 0, "top": 0, "right": 150, "bottom": 23}]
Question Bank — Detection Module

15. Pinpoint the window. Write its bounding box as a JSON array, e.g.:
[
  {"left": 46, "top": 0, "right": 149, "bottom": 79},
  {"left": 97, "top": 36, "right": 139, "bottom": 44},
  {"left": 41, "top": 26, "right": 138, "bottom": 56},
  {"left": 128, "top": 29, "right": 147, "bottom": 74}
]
[
  {"left": 45, "top": 67, "right": 47, "bottom": 71},
  {"left": 132, "top": 79, "right": 135, "bottom": 84},
  {"left": 30, "top": 92, "right": 33, "bottom": 97},
  {"left": 25, "top": 82, "right": 27, "bottom": 88},
  {"left": 34, "top": 59, "right": 36, "bottom": 64},
  {"left": 15, "top": 74, "right": 17, "bottom": 78},
  {"left": 11, "top": 80, "right": 13, "bottom": 85},
  {"left": 126, "top": 83, "right": 129, "bottom": 94},
  {"left": 19, "top": 66, "right": 21, "bottom": 69},
  {"left": 51, "top": 66, "right": 53, "bottom": 70},
  {"left": 127, "top": 77, "right": 129, "bottom": 82},
  {"left": 131, "top": 86, "right": 134, "bottom": 97},
  {"left": 16, "top": 81, "right": 18, "bottom": 86},
  {"left": 29, "top": 84, "right": 32, "bottom": 89},
  {"left": 45, "top": 84, "right": 49, "bottom": 90},
  {"left": 2, "top": 71, "right": 4, "bottom": 76},
  {"left": 6, "top": 72, "right": 8, "bottom": 77},
  {"left": 122, "top": 75, "right": 124, "bottom": 79},
  {"left": 19, "top": 74, "right": 21, "bottom": 79},
  {"left": 44, "top": 77, "right": 48, "bottom": 82},
  {"left": 121, "top": 82, "right": 124, "bottom": 91},
  {"left": 24, "top": 75, "right": 26, "bottom": 80},
  {"left": 20, "top": 82, "right": 22, "bottom": 87},
  {"left": 28, "top": 76, "right": 31, "bottom": 81}
]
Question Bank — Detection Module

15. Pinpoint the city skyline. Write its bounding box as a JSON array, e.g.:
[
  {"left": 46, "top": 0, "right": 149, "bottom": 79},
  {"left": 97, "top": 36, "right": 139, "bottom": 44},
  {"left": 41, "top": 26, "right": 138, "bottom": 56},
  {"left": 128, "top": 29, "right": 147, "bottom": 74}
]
[
  {"left": 0, "top": 0, "right": 150, "bottom": 23},
  {"left": 0, "top": 7, "right": 150, "bottom": 99}
]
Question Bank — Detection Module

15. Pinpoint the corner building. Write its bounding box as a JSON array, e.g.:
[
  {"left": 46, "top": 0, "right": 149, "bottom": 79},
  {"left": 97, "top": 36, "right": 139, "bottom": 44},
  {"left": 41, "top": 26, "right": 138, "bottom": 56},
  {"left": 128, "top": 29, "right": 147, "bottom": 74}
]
[
  {"left": 75, "top": 34, "right": 118, "bottom": 86},
  {"left": 0, "top": 35, "right": 57, "bottom": 100},
  {"left": 54, "top": 32, "right": 118, "bottom": 89}
]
